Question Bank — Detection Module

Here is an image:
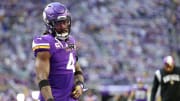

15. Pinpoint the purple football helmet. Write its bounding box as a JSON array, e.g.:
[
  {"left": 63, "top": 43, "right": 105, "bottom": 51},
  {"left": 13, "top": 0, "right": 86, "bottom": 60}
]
[{"left": 43, "top": 2, "right": 71, "bottom": 40}]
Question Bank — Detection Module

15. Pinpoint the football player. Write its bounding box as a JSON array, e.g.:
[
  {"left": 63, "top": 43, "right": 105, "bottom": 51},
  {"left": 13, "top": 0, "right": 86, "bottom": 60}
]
[
  {"left": 32, "top": 2, "right": 85, "bottom": 101},
  {"left": 129, "top": 78, "right": 148, "bottom": 101}
]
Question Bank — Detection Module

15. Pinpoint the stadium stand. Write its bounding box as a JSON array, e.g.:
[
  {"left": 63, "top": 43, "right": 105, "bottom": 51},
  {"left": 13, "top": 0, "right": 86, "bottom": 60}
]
[{"left": 0, "top": 0, "right": 179, "bottom": 100}]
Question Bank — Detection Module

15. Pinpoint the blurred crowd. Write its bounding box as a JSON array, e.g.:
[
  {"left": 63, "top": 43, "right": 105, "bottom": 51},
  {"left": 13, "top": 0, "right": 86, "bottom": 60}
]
[{"left": 0, "top": 0, "right": 179, "bottom": 100}]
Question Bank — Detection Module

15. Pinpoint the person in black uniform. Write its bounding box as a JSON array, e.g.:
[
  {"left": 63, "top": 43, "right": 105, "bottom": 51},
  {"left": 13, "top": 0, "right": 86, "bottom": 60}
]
[{"left": 150, "top": 55, "right": 180, "bottom": 101}]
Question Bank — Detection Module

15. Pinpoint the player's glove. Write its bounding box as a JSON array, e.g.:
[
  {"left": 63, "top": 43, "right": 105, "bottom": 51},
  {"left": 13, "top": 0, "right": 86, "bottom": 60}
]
[{"left": 71, "top": 82, "right": 84, "bottom": 99}]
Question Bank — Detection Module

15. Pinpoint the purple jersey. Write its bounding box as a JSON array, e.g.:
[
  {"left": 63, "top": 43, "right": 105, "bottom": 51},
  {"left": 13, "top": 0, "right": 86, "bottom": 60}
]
[
  {"left": 32, "top": 34, "right": 77, "bottom": 101},
  {"left": 134, "top": 86, "right": 148, "bottom": 101}
]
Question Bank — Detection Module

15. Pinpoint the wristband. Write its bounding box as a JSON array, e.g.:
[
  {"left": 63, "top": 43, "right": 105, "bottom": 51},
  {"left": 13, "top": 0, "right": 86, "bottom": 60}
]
[
  {"left": 74, "top": 71, "right": 83, "bottom": 76},
  {"left": 47, "top": 98, "right": 54, "bottom": 101},
  {"left": 39, "top": 80, "right": 50, "bottom": 90}
]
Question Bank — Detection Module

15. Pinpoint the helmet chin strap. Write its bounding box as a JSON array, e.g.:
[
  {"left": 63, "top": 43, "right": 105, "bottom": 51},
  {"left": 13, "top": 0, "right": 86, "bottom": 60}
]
[{"left": 55, "top": 31, "right": 69, "bottom": 40}]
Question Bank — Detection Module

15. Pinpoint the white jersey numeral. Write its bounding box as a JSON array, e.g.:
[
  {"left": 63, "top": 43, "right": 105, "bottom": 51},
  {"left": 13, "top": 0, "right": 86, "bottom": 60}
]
[{"left": 66, "top": 53, "right": 75, "bottom": 72}]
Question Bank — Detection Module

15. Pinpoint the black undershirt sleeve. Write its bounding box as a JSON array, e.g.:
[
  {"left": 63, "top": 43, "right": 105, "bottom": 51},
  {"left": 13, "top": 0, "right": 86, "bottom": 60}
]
[{"left": 150, "top": 75, "right": 160, "bottom": 101}]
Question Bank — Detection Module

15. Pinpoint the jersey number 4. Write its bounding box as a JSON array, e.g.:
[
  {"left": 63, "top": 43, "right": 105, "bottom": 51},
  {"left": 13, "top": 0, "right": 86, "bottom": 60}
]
[{"left": 66, "top": 53, "right": 75, "bottom": 72}]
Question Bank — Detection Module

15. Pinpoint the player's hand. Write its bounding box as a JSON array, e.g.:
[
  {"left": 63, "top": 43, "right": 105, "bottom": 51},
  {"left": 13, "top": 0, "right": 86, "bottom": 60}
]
[{"left": 71, "top": 85, "right": 83, "bottom": 99}]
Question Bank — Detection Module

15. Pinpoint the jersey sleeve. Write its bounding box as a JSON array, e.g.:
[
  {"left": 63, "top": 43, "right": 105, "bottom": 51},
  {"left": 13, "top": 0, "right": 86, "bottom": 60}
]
[
  {"left": 68, "top": 35, "right": 78, "bottom": 61},
  {"left": 32, "top": 36, "right": 50, "bottom": 57}
]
